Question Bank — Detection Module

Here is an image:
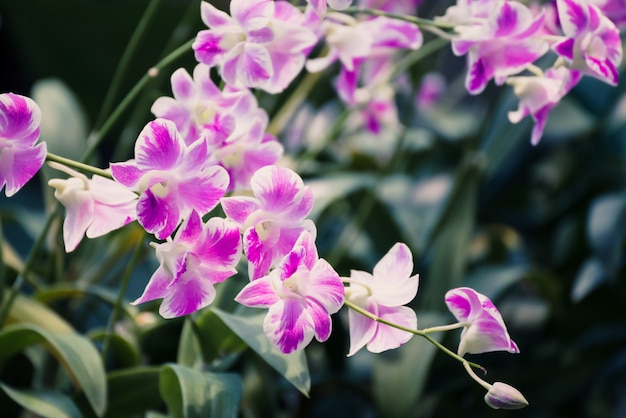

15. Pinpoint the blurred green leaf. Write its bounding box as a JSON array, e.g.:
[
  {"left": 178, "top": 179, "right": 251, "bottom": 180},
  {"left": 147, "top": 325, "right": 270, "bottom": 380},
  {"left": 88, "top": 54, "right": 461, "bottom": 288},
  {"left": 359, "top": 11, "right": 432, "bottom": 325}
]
[
  {"left": 307, "top": 173, "right": 376, "bottom": 222},
  {"left": 0, "top": 383, "right": 82, "bottom": 418},
  {"left": 89, "top": 330, "right": 141, "bottom": 369},
  {"left": 587, "top": 192, "right": 626, "bottom": 274},
  {"left": 571, "top": 257, "right": 607, "bottom": 303},
  {"left": 191, "top": 310, "right": 247, "bottom": 366},
  {"left": 104, "top": 367, "right": 162, "bottom": 418},
  {"left": 160, "top": 364, "right": 242, "bottom": 418},
  {"left": 212, "top": 308, "right": 311, "bottom": 396},
  {"left": 463, "top": 264, "right": 529, "bottom": 300},
  {"left": 0, "top": 324, "right": 106, "bottom": 417},
  {"left": 2, "top": 293, "right": 74, "bottom": 333}
]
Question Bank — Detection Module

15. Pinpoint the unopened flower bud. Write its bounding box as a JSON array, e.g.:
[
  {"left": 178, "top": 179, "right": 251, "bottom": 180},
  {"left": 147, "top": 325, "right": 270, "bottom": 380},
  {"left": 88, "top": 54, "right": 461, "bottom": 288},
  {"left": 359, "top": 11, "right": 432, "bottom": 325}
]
[{"left": 484, "top": 382, "right": 529, "bottom": 410}]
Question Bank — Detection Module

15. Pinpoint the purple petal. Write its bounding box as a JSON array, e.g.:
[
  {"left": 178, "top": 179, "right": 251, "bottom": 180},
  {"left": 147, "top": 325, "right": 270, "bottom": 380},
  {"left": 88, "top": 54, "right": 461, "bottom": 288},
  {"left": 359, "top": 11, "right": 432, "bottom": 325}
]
[
  {"left": 134, "top": 119, "right": 183, "bottom": 171},
  {"left": 244, "top": 226, "right": 275, "bottom": 280},
  {"left": 177, "top": 210, "right": 203, "bottom": 245},
  {"left": 306, "top": 297, "right": 332, "bottom": 342},
  {"left": 170, "top": 67, "right": 195, "bottom": 101},
  {"left": 193, "top": 30, "right": 227, "bottom": 67},
  {"left": 445, "top": 287, "right": 481, "bottom": 322},
  {"left": 493, "top": 1, "right": 521, "bottom": 37},
  {"left": 200, "top": 1, "right": 233, "bottom": 29},
  {"left": 236, "top": 274, "right": 280, "bottom": 307},
  {"left": 368, "top": 17, "right": 423, "bottom": 49},
  {"left": 366, "top": 304, "right": 417, "bottom": 353},
  {"left": 221, "top": 196, "right": 261, "bottom": 226},
  {"left": 194, "top": 216, "right": 242, "bottom": 273},
  {"left": 231, "top": 0, "right": 274, "bottom": 31},
  {"left": 0, "top": 93, "right": 42, "bottom": 146},
  {"left": 110, "top": 161, "right": 144, "bottom": 189},
  {"left": 250, "top": 165, "right": 313, "bottom": 219},
  {"left": 371, "top": 243, "right": 419, "bottom": 306},
  {"left": 0, "top": 142, "right": 47, "bottom": 197},
  {"left": 264, "top": 298, "right": 314, "bottom": 353},
  {"left": 248, "top": 27, "right": 274, "bottom": 44},
  {"left": 159, "top": 271, "right": 218, "bottom": 318},
  {"left": 177, "top": 165, "right": 229, "bottom": 215},
  {"left": 230, "top": 43, "right": 273, "bottom": 88},
  {"left": 557, "top": 0, "right": 590, "bottom": 37},
  {"left": 306, "top": 258, "right": 345, "bottom": 313},
  {"left": 553, "top": 38, "right": 575, "bottom": 60},
  {"left": 466, "top": 54, "right": 489, "bottom": 95},
  {"left": 133, "top": 267, "right": 172, "bottom": 305},
  {"left": 336, "top": 66, "right": 358, "bottom": 104},
  {"left": 347, "top": 295, "right": 378, "bottom": 356},
  {"left": 137, "top": 187, "right": 180, "bottom": 240}
]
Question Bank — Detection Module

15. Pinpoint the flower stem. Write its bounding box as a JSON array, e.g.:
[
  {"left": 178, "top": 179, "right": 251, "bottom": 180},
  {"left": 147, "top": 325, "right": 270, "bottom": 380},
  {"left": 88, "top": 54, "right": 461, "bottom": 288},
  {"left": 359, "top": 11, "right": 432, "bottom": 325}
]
[
  {"left": 46, "top": 153, "right": 113, "bottom": 180},
  {"left": 341, "top": 7, "right": 456, "bottom": 30},
  {"left": 101, "top": 232, "right": 145, "bottom": 364},
  {"left": 343, "top": 299, "right": 483, "bottom": 371},
  {"left": 82, "top": 38, "right": 194, "bottom": 163}
]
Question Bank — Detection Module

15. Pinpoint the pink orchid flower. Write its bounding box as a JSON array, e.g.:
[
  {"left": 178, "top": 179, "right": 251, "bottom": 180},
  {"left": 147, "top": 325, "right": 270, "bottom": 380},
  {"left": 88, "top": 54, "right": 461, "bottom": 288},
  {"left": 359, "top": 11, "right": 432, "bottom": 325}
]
[
  {"left": 151, "top": 64, "right": 240, "bottom": 147},
  {"left": 235, "top": 231, "right": 345, "bottom": 353},
  {"left": 48, "top": 163, "right": 137, "bottom": 252},
  {"left": 507, "top": 66, "right": 582, "bottom": 145},
  {"left": 134, "top": 210, "right": 241, "bottom": 319},
  {"left": 345, "top": 243, "right": 419, "bottom": 356},
  {"left": 0, "top": 93, "right": 47, "bottom": 197},
  {"left": 307, "top": 0, "right": 353, "bottom": 16},
  {"left": 111, "top": 119, "right": 229, "bottom": 240},
  {"left": 445, "top": 287, "right": 520, "bottom": 356},
  {"left": 221, "top": 165, "right": 316, "bottom": 281},
  {"left": 552, "top": 0, "right": 622, "bottom": 86},
  {"left": 193, "top": 0, "right": 317, "bottom": 93},
  {"left": 449, "top": 0, "right": 549, "bottom": 95}
]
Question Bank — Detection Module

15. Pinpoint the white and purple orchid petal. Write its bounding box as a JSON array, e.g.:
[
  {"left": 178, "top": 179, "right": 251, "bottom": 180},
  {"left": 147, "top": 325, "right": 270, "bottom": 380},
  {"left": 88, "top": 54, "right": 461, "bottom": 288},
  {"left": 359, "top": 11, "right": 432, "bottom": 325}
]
[
  {"left": 137, "top": 186, "right": 180, "bottom": 240},
  {"left": 200, "top": 0, "right": 234, "bottom": 29},
  {"left": 586, "top": 54, "right": 619, "bottom": 85},
  {"left": 170, "top": 68, "right": 196, "bottom": 102},
  {"left": 134, "top": 119, "right": 183, "bottom": 171},
  {"left": 275, "top": 221, "right": 317, "bottom": 261},
  {"left": 194, "top": 216, "right": 242, "bottom": 271},
  {"left": 307, "top": 0, "right": 326, "bottom": 16},
  {"left": 465, "top": 53, "right": 490, "bottom": 95},
  {"left": 367, "top": 17, "right": 423, "bottom": 50},
  {"left": 231, "top": 0, "right": 274, "bottom": 31},
  {"left": 529, "top": 106, "right": 551, "bottom": 146},
  {"left": 491, "top": 1, "right": 530, "bottom": 37},
  {"left": 513, "top": 9, "right": 546, "bottom": 40},
  {"left": 221, "top": 138, "right": 284, "bottom": 190},
  {"left": 248, "top": 27, "right": 274, "bottom": 44},
  {"left": 445, "top": 287, "right": 481, "bottom": 323},
  {"left": 221, "top": 195, "right": 261, "bottom": 227},
  {"left": 269, "top": 12, "right": 319, "bottom": 54},
  {"left": 553, "top": 38, "right": 575, "bottom": 59},
  {"left": 193, "top": 64, "right": 223, "bottom": 99},
  {"left": 244, "top": 227, "right": 275, "bottom": 280},
  {"left": 458, "top": 314, "right": 519, "bottom": 355},
  {"left": 88, "top": 174, "right": 138, "bottom": 205},
  {"left": 491, "top": 41, "right": 548, "bottom": 85},
  {"left": 557, "top": 0, "right": 590, "bottom": 37},
  {"left": 132, "top": 267, "right": 172, "bottom": 305},
  {"left": 336, "top": 66, "right": 358, "bottom": 104},
  {"left": 366, "top": 304, "right": 417, "bottom": 353},
  {"left": 235, "top": 274, "right": 281, "bottom": 307},
  {"left": 370, "top": 243, "right": 419, "bottom": 307},
  {"left": 176, "top": 210, "right": 203, "bottom": 246},
  {"left": 262, "top": 52, "right": 305, "bottom": 94},
  {"left": 226, "top": 43, "right": 273, "bottom": 88},
  {"left": 0, "top": 93, "right": 42, "bottom": 146},
  {"left": 110, "top": 161, "right": 144, "bottom": 189},
  {"left": 306, "top": 49, "right": 340, "bottom": 73},
  {"left": 159, "top": 272, "right": 218, "bottom": 318},
  {"left": 177, "top": 166, "right": 229, "bottom": 215},
  {"left": 193, "top": 30, "right": 228, "bottom": 68},
  {"left": 251, "top": 165, "right": 313, "bottom": 219},
  {"left": 85, "top": 176, "right": 137, "bottom": 239},
  {"left": 306, "top": 297, "right": 333, "bottom": 342},
  {"left": 51, "top": 182, "right": 94, "bottom": 252},
  {"left": 264, "top": 298, "right": 314, "bottom": 353},
  {"left": 150, "top": 97, "right": 189, "bottom": 130},
  {"left": 0, "top": 142, "right": 47, "bottom": 197},
  {"left": 347, "top": 295, "right": 378, "bottom": 356},
  {"left": 306, "top": 258, "right": 345, "bottom": 313}
]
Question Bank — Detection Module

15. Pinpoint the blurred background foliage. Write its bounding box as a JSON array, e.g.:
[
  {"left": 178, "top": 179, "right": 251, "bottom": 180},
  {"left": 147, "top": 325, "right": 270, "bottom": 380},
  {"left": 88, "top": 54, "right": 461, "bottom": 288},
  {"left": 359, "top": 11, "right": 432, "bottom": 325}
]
[{"left": 1, "top": 0, "right": 626, "bottom": 417}]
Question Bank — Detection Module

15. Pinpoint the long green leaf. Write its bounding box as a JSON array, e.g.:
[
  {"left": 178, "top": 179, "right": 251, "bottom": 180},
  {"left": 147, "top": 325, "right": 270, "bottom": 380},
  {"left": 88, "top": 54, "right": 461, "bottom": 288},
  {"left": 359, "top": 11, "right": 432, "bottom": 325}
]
[
  {"left": 0, "top": 324, "right": 106, "bottom": 417},
  {"left": 105, "top": 367, "right": 162, "bottom": 418},
  {"left": 0, "top": 383, "right": 82, "bottom": 418},
  {"left": 160, "top": 364, "right": 242, "bottom": 418},
  {"left": 212, "top": 308, "right": 311, "bottom": 396}
]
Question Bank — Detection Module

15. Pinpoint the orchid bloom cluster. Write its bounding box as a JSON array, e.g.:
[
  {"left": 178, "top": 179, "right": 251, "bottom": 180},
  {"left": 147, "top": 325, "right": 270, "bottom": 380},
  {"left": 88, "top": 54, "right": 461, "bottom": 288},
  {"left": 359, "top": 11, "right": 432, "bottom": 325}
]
[{"left": 3, "top": 0, "right": 625, "bottom": 411}]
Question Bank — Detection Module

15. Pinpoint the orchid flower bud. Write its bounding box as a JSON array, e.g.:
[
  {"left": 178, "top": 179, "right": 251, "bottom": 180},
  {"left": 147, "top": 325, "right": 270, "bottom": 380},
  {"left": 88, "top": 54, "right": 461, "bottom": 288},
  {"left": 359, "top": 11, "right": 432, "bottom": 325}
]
[{"left": 484, "top": 382, "right": 529, "bottom": 410}]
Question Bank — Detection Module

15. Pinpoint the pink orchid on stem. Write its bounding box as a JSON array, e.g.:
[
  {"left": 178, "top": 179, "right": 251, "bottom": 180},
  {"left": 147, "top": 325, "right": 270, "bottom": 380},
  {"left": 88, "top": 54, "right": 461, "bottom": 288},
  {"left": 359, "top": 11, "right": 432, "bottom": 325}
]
[
  {"left": 193, "top": 0, "right": 317, "bottom": 93},
  {"left": 151, "top": 64, "right": 241, "bottom": 147},
  {"left": 221, "top": 165, "right": 316, "bottom": 281},
  {"left": 110, "top": 118, "right": 229, "bottom": 240},
  {"left": 48, "top": 162, "right": 137, "bottom": 252},
  {"left": 507, "top": 66, "right": 582, "bottom": 145},
  {"left": 449, "top": 0, "right": 549, "bottom": 95},
  {"left": 552, "top": 0, "right": 622, "bottom": 85},
  {"left": 0, "top": 92, "right": 47, "bottom": 197},
  {"left": 134, "top": 210, "right": 241, "bottom": 318},
  {"left": 345, "top": 243, "right": 419, "bottom": 356},
  {"left": 235, "top": 231, "right": 345, "bottom": 353},
  {"left": 445, "top": 287, "right": 519, "bottom": 356}
]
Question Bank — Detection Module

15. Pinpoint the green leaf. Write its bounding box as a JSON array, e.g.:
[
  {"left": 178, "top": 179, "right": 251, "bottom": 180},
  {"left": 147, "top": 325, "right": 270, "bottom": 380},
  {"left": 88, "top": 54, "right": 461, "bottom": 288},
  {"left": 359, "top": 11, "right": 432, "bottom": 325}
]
[
  {"left": 0, "top": 324, "right": 106, "bottom": 417},
  {"left": 105, "top": 367, "right": 162, "bottom": 418},
  {"left": 191, "top": 310, "right": 247, "bottom": 365},
  {"left": 160, "top": 364, "right": 242, "bottom": 418},
  {"left": 212, "top": 308, "right": 311, "bottom": 396},
  {"left": 373, "top": 312, "right": 446, "bottom": 418},
  {"left": 2, "top": 292, "right": 74, "bottom": 333},
  {"left": 0, "top": 383, "right": 82, "bottom": 418},
  {"left": 88, "top": 330, "right": 140, "bottom": 369}
]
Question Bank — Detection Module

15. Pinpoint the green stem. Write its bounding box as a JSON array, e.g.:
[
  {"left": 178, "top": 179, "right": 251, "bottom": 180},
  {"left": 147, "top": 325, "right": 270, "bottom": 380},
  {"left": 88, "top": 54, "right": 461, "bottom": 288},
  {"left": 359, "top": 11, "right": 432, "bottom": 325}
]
[
  {"left": 46, "top": 153, "right": 113, "bottom": 180},
  {"left": 422, "top": 322, "right": 470, "bottom": 334},
  {"left": 101, "top": 233, "right": 145, "bottom": 364},
  {"left": 343, "top": 299, "right": 483, "bottom": 371},
  {"left": 94, "top": 0, "right": 164, "bottom": 131},
  {"left": 82, "top": 38, "right": 194, "bottom": 162},
  {"left": 463, "top": 360, "right": 491, "bottom": 390},
  {"left": 341, "top": 7, "right": 456, "bottom": 30}
]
